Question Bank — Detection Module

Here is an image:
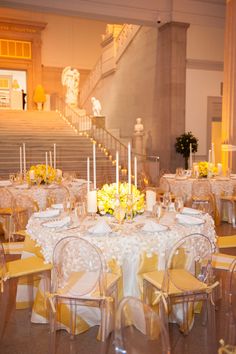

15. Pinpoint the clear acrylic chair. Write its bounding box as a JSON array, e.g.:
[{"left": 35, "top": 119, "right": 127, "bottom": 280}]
[
  {"left": 46, "top": 184, "right": 75, "bottom": 211},
  {"left": 48, "top": 236, "right": 120, "bottom": 354},
  {"left": 114, "top": 296, "right": 170, "bottom": 354},
  {"left": 219, "top": 258, "right": 236, "bottom": 349},
  {"left": 0, "top": 239, "right": 52, "bottom": 339},
  {"left": 13, "top": 194, "right": 39, "bottom": 239},
  {"left": 143, "top": 233, "right": 219, "bottom": 337},
  {"left": 0, "top": 188, "right": 16, "bottom": 241},
  {"left": 191, "top": 179, "right": 214, "bottom": 214}
]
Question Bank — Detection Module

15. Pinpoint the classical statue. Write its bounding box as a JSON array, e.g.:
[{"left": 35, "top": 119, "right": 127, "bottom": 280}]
[
  {"left": 134, "top": 117, "right": 144, "bottom": 133},
  {"left": 61, "top": 66, "right": 80, "bottom": 106},
  {"left": 91, "top": 97, "right": 102, "bottom": 116}
]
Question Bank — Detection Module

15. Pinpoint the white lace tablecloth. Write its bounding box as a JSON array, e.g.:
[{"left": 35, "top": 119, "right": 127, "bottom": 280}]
[
  {"left": 26, "top": 210, "right": 216, "bottom": 298},
  {"left": 165, "top": 176, "right": 235, "bottom": 212},
  {"left": 4, "top": 179, "right": 87, "bottom": 210}
]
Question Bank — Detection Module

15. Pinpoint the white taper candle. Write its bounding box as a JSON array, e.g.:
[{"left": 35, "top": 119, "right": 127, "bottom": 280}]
[
  {"left": 189, "top": 143, "right": 193, "bottom": 169},
  {"left": 87, "top": 157, "right": 90, "bottom": 193},
  {"left": 93, "top": 142, "right": 96, "bottom": 190},
  {"left": 128, "top": 142, "right": 131, "bottom": 194},
  {"left": 46, "top": 152, "right": 48, "bottom": 178},
  {"left": 49, "top": 151, "right": 52, "bottom": 167},
  {"left": 53, "top": 143, "right": 56, "bottom": 169},
  {"left": 134, "top": 156, "right": 137, "bottom": 188},
  {"left": 23, "top": 143, "right": 26, "bottom": 173},
  {"left": 116, "top": 151, "right": 119, "bottom": 194},
  {"left": 20, "top": 146, "right": 22, "bottom": 174}
]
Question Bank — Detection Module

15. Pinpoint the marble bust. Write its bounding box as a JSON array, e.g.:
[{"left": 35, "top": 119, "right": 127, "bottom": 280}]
[{"left": 134, "top": 117, "right": 144, "bottom": 133}]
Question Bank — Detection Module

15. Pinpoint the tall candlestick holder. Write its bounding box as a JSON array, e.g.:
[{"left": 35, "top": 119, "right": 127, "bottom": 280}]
[{"left": 126, "top": 194, "right": 133, "bottom": 221}]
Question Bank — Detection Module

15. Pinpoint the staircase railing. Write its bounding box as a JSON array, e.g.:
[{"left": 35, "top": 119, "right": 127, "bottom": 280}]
[{"left": 54, "top": 96, "right": 160, "bottom": 186}]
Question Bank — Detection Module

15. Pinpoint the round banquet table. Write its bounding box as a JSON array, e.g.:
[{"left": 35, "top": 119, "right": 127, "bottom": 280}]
[
  {"left": 21, "top": 208, "right": 217, "bottom": 331},
  {"left": 163, "top": 174, "right": 236, "bottom": 221},
  {"left": 0, "top": 179, "right": 88, "bottom": 210}
]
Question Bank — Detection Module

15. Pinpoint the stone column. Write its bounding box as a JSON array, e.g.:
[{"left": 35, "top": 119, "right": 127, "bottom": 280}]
[
  {"left": 157, "top": 22, "right": 189, "bottom": 172},
  {"left": 221, "top": 0, "right": 236, "bottom": 172}
]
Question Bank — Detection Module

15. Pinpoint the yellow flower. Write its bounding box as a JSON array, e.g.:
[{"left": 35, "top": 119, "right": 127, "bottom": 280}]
[
  {"left": 27, "top": 164, "right": 57, "bottom": 184},
  {"left": 198, "top": 161, "right": 218, "bottom": 177},
  {"left": 97, "top": 182, "right": 145, "bottom": 215}
]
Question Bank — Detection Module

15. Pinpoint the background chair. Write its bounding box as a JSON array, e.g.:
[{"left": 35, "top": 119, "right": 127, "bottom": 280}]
[
  {"left": 143, "top": 233, "right": 218, "bottom": 341},
  {"left": 113, "top": 296, "right": 170, "bottom": 354},
  {"left": 48, "top": 236, "right": 120, "bottom": 354},
  {"left": 0, "top": 188, "right": 15, "bottom": 241},
  {"left": 0, "top": 239, "right": 52, "bottom": 339}
]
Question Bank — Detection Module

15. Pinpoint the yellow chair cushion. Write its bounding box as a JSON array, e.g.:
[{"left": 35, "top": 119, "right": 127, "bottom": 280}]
[
  {"left": 0, "top": 207, "right": 13, "bottom": 216},
  {"left": 143, "top": 269, "right": 207, "bottom": 295},
  {"left": 7, "top": 256, "right": 52, "bottom": 278},
  {"left": 212, "top": 252, "right": 236, "bottom": 270},
  {"left": 217, "top": 235, "right": 236, "bottom": 249}
]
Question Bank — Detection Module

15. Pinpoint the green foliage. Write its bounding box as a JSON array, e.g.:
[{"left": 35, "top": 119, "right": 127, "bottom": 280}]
[{"left": 175, "top": 131, "right": 198, "bottom": 158}]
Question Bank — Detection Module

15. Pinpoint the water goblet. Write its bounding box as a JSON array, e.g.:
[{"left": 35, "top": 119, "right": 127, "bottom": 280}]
[
  {"left": 152, "top": 201, "right": 162, "bottom": 222},
  {"left": 162, "top": 192, "right": 172, "bottom": 211},
  {"left": 75, "top": 202, "right": 86, "bottom": 222},
  {"left": 174, "top": 196, "right": 184, "bottom": 213}
]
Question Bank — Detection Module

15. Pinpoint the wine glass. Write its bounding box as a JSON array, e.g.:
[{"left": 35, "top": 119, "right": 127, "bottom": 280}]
[
  {"left": 152, "top": 201, "right": 162, "bottom": 222},
  {"left": 174, "top": 196, "right": 184, "bottom": 213},
  {"left": 162, "top": 192, "right": 172, "bottom": 211}
]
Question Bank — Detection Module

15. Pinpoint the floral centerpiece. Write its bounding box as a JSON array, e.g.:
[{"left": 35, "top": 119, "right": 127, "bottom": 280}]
[
  {"left": 97, "top": 182, "right": 145, "bottom": 216},
  {"left": 198, "top": 161, "right": 217, "bottom": 177},
  {"left": 175, "top": 131, "right": 198, "bottom": 169},
  {"left": 27, "top": 164, "right": 57, "bottom": 184}
]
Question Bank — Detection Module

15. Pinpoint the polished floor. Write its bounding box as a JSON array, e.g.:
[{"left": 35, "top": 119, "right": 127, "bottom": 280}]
[{"left": 0, "top": 222, "right": 235, "bottom": 354}]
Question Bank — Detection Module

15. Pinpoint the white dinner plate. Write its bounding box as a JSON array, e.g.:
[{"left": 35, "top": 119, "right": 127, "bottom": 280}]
[
  {"left": 0, "top": 180, "right": 12, "bottom": 187},
  {"left": 181, "top": 207, "right": 201, "bottom": 216},
  {"left": 15, "top": 183, "right": 29, "bottom": 189},
  {"left": 34, "top": 209, "right": 60, "bottom": 218},
  {"left": 176, "top": 214, "right": 205, "bottom": 226},
  {"left": 142, "top": 222, "right": 169, "bottom": 233},
  {"left": 42, "top": 216, "right": 71, "bottom": 228}
]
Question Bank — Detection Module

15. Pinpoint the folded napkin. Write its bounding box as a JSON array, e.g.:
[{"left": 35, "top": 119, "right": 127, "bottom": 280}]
[
  {"left": 88, "top": 219, "right": 112, "bottom": 234},
  {"left": 181, "top": 207, "right": 201, "bottom": 216},
  {"left": 15, "top": 183, "right": 29, "bottom": 189},
  {"left": 34, "top": 209, "right": 60, "bottom": 218},
  {"left": 43, "top": 216, "right": 71, "bottom": 228},
  {"left": 163, "top": 174, "right": 175, "bottom": 179},
  {"left": 72, "top": 178, "right": 87, "bottom": 185},
  {"left": 142, "top": 220, "right": 168, "bottom": 232},
  {"left": 51, "top": 203, "right": 64, "bottom": 210},
  {"left": 176, "top": 214, "right": 204, "bottom": 225},
  {"left": 0, "top": 180, "right": 12, "bottom": 187}
]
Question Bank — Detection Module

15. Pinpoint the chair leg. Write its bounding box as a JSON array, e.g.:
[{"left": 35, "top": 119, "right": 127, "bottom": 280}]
[{"left": 49, "top": 298, "right": 57, "bottom": 354}]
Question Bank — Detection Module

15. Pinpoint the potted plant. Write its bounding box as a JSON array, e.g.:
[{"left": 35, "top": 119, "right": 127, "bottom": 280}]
[
  {"left": 175, "top": 131, "right": 198, "bottom": 169},
  {"left": 33, "top": 84, "right": 46, "bottom": 110}
]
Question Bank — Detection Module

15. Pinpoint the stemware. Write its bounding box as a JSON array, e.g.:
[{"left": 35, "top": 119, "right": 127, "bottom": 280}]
[
  {"left": 152, "top": 201, "right": 162, "bottom": 222},
  {"left": 162, "top": 192, "right": 172, "bottom": 211},
  {"left": 174, "top": 196, "right": 184, "bottom": 213}
]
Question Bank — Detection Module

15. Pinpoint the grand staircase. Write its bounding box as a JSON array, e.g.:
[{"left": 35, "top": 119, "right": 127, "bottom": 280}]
[{"left": 0, "top": 110, "right": 116, "bottom": 186}]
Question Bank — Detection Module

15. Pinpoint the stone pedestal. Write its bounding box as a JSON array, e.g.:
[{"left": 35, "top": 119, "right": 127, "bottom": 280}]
[
  {"left": 91, "top": 116, "right": 106, "bottom": 129},
  {"left": 133, "top": 132, "right": 144, "bottom": 155}
]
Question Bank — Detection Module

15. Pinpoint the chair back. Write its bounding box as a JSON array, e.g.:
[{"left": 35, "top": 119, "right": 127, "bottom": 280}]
[
  {"left": 51, "top": 236, "right": 107, "bottom": 298},
  {"left": 163, "top": 233, "right": 215, "bottom": 293},
  {"left": 0, "top": 188, "right": 15, "bottom": 209},
  {"left": 192, "top": 179, "right": 212, "bottom": 198},
  {"left": 159, "top": 177, "right": 170, "bottom": 193},
  {"left": 222, "top": 259, "right": 236, "bottom": 346},
  {"left": 13, "top": 194, "right": 39, "bottom": 230},
  {"left": 0, "top": 241, "right": 7, "bottom": 290},
  {"left": 46, "top": 184, "right": 75, "bottom": 211},
  {"left": 114, "top": 296, "right": 170, "bottom": 354}
]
